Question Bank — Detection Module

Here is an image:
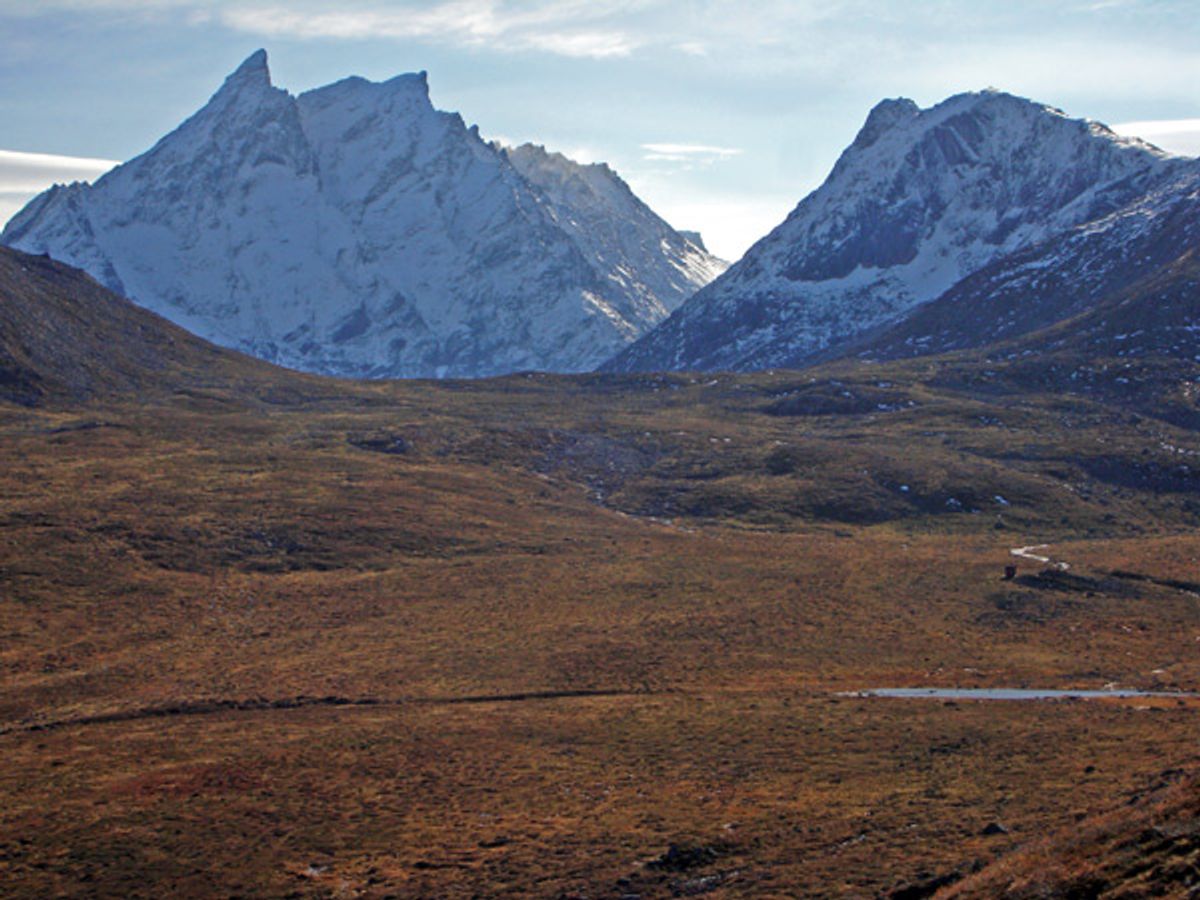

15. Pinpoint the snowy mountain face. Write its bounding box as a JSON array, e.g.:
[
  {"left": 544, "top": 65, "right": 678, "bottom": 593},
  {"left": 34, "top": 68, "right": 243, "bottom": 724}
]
[
  {"left": 2, "top": 51, "right": 725, "bottom": 378},
  {"left": 605, "top": 91, "right": 1186, "bottom": 374},
  {"left": 846, "top": 166, "right": 1200, "bottom": 363},
  {"left": 503, "top": 144, "right": 726, "bottom": 328}
]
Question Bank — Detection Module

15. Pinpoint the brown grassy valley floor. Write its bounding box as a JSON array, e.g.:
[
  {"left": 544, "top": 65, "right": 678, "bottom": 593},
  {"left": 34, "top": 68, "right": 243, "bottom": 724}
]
[
  {"left": 3, "top": 249, "right": 1200, "bottom": 899},
  {"left": 1, "top": 353, "right": 1198, "bottom": 898}
]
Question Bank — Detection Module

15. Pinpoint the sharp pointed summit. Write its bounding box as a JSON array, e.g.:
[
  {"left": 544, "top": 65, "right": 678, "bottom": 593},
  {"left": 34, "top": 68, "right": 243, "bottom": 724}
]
[
  {"left": 211, "top": 48, "right": 274, "bottom": 99},
  {"left": 235, "top": 48, "right": 269, "bottom": 77},
  {"left": 1, "top": 54, "right": 725, "bottom": 378}
]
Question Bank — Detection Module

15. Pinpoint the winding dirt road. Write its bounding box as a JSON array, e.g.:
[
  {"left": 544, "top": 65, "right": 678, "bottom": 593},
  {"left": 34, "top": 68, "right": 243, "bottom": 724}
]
[{"left": 1011, "top": 543, "right": 1070, "bottom": 570}]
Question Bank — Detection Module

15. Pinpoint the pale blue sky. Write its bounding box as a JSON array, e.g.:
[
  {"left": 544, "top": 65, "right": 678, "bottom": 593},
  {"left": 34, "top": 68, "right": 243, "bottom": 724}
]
[{"left": 2, "top": 0, "right": 1199, "bottom": 258}]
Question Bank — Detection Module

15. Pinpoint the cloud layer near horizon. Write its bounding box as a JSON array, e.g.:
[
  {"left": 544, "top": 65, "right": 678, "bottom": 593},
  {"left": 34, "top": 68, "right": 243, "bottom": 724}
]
[
  {"left": 0, "top": 150, "right": 118, "bottom": 229},
  {"left": 1113, "top": 119, "right": 1200, "bottom": 157}
]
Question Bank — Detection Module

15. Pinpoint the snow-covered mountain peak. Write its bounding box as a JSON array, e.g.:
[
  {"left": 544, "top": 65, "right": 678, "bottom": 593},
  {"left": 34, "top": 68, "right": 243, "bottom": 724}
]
[
  {"left": 296, "top": 70, "right": 447, "bottom": 183},
  {"left": 774, "top": 88, "right": 1178, "bottom": 285},
  {"left": 300, "top": 70, "right": 433, "bottom": 114},
  {"left": 502, "top": 142, "right": 718, "bottom": 271},
  {"left": 142, "top": 47, "right": 304, "bottom": 179},
  {"left": 507, "top": 142, "right": 613, "bottom": 177},
  {"left": 832, "top": 89, "right": 1167, "bottom": 187},
  {"left": 501, "top": 140, "right": 728, "bottom": 325},
  {"left": 3, "top": 54, "right": 725, "bottom": 378},
  {"left": 230, "top": 47, "right": 269, "bottom": 80},
  {"left": 206, "top": 48, "right": 277, "bottom": 108},
  {"left": 507, "top": 142, "right": 581, "bottom": 174},
  {"left": 605, "top": 89, "right": 1185, "bottom": 374},
  {"left": 385, "top": 69, "right": 429, "bottom": 94},
  {"left": 505, "top": 143, "right": 630, "bottom": 210}
]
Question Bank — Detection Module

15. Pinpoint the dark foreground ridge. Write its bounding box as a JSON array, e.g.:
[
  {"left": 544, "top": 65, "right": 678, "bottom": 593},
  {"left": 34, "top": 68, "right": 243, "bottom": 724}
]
[
  {"left": 0, "top": 689, "right": 649, "bottom": 736},
  {"left": 0, "top": 245, "right": 295, "bottom": 405}
]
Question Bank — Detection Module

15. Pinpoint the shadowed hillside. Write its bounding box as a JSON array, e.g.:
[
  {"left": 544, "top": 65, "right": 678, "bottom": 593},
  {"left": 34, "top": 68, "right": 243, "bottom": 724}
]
[
  {"left": 0, "top": 246, "right": 310, "bottom": 405},
  {"left": 938, "top": 765, "right": 1200, "bottom": 898}
]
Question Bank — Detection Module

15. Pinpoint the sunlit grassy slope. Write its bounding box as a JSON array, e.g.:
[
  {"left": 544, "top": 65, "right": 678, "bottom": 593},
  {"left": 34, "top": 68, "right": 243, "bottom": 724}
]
[
  {"left": 943, "top": 766, "right": 1200, "bottom": 899},
  {"left": 1, "top": 247, "right": 1199, "bottom": 897}
]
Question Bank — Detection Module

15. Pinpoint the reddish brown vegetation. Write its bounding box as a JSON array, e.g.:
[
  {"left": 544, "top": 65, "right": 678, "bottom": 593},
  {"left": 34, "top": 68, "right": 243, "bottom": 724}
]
[{"left": 2, "top": 247, "right": 1199, "bottom": 896}]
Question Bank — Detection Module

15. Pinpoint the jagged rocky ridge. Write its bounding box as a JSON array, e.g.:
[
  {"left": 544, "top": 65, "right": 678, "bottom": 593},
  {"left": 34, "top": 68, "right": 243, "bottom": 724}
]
[
  {"left": 3, "top": 51, "right": 725, "bottom": 378},
  {"left": 605, "top": 90, "right": 1192, "bottom": 374}
]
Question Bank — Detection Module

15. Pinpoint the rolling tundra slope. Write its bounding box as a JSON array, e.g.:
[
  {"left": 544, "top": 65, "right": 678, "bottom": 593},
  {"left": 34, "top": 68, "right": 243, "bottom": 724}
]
[
  {"left": 0, "top": 245, "right": 295, "bottom": 405},
  {"left": 2, "top": 243, "right": 1200, "bottom": 897}
]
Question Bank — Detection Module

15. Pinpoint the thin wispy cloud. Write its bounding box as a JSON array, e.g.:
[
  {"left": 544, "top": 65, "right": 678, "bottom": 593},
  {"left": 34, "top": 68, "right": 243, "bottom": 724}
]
[
  {"left": 642, "top": 143, "right": 743, "bottom": 164},
  {"left": 0, "top": 149, "right": 118, "bottom": 192},
  {"left": 0, "top": 0, "right": 843, "bottom": 61},
  {"left": 0, "top": 0, "right": 648, "bottom": 60},
  {"left": 0, "top": 149, "right": 119, "bottom": 229},
  {"left": 0, "top": 0, "right": 195, "bottom": 9},
  {"left": 516, "top": 30, "right": 636, "bottom": 59},
  {"left": 5, "top": 0, "right": 1198, "bottom": 71},
  {"left": 1112, "top": 119, "right": 1200, "bottom": 157},
  {"left": 219, "top": 2, "right": 646, "bottom": 59},
  {"left": 643, "top": 144, "right": 742, "bottom": 157}
]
